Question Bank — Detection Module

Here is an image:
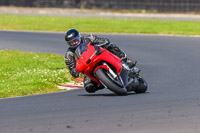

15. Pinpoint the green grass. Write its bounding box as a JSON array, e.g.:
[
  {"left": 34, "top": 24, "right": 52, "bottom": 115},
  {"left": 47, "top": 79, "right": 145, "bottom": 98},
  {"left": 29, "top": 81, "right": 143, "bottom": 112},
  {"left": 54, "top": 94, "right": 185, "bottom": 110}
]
[
  {"left": 0, "top": 14, "right": 200, "bottom": 35},
  {"left": 0, "top": 50, "right": 76, "bottom": 98}
]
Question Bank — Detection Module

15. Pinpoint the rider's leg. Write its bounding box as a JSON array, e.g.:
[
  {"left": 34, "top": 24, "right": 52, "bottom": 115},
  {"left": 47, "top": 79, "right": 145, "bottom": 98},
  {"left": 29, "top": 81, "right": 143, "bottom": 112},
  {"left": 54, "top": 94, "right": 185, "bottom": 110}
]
[
  {"left": 84, "top": 75, "right": 104, "bottom": 93},
  {"left": 105, "top": 44, "right": 137, "bottom": 68}
]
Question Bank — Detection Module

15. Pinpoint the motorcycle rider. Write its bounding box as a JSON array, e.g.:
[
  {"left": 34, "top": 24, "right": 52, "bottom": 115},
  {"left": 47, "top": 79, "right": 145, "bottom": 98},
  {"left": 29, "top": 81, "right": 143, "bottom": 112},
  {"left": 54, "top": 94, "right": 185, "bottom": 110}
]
[{"left": 65, "top": 28, "right": 137, "bottom": 93}]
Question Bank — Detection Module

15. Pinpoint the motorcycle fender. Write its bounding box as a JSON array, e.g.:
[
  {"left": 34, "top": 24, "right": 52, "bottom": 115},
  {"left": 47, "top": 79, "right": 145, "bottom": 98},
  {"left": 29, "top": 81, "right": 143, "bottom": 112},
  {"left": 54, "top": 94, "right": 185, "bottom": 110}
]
[{"left": 94, "top": 65, "right": 109, "bottom": 73}]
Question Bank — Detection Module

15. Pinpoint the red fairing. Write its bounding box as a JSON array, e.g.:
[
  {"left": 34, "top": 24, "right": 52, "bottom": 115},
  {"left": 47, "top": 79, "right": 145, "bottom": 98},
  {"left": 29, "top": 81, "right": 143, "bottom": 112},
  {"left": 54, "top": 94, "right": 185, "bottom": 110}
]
[
  {"left": 93, "top": 65, "right": 109, "bottom": 73},
  {"left": 76, "top": 42, "right": 122, "bottom": 84}
]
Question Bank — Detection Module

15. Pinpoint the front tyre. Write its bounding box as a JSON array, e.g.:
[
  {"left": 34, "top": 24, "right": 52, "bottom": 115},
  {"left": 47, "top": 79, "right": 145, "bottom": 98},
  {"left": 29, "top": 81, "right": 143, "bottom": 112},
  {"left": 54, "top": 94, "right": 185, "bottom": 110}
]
[{"left": 95, "top": 68, "right": 127, "bottom": 95}]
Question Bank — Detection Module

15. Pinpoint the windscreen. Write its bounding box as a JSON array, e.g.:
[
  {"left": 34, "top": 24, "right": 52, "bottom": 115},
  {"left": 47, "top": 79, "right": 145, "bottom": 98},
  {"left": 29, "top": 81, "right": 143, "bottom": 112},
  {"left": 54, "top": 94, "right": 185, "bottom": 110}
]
[{"left": 75, "top": 42, "right": 88, "bottom": 59}]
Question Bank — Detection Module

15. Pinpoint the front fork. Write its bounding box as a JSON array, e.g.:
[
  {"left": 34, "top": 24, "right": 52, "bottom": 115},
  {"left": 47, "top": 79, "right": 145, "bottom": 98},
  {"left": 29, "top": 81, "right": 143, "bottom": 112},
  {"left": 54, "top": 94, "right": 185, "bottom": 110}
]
[
  {"left": 103, "top": 62, "right": 140, "bottom": 89},
  {"left": 103, "top": 63, "right": 118, "bottom": 79}
]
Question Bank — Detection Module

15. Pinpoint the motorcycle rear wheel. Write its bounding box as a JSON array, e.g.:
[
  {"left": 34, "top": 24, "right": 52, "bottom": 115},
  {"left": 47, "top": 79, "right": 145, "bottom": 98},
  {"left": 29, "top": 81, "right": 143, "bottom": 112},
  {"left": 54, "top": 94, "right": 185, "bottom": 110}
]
[
  {"left": 95, "top": 68, "right": 127, "bottom": 95},
  {"left": 134, "top": 77, "right": 148, "bottom": 93}
]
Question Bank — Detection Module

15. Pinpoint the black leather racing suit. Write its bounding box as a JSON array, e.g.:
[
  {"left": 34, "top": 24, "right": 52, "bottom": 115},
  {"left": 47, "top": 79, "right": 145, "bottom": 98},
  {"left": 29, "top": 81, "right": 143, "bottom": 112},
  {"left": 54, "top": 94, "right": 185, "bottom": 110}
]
[{"left": 65, "top": 34, "right": 135, "bottom": 93}]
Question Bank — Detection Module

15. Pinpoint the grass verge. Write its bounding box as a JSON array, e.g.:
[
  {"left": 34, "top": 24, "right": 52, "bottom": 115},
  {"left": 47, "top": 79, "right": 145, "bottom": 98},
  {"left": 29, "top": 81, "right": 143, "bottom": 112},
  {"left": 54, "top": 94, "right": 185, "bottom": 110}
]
[
  {"left": 0, "top": 14, "right": 200, "bottom": 35},
  {"left": 0, "top": 50, "right": 76, "bottom": 98}
]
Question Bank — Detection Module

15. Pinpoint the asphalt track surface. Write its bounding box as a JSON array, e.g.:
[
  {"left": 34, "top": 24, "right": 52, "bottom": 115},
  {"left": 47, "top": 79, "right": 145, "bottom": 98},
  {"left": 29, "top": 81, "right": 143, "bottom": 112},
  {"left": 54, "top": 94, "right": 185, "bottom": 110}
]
[{"left": 0, "top": 31, "right": 200, "bottom": 133}]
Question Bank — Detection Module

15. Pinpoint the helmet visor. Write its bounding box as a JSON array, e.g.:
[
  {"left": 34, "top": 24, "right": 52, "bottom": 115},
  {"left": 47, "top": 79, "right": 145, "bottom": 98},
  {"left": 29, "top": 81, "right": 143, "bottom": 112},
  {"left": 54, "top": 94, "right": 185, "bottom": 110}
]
[{"left": 67, "top": 36, "right": 81, "bottom": 46}]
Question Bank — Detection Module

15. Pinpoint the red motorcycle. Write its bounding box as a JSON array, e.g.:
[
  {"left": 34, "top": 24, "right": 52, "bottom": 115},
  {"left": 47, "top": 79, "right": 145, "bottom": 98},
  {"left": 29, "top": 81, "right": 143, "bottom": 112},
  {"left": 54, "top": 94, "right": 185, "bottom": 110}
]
[{"left": 75, "top": 42, "right": 148, "bottom": 95}]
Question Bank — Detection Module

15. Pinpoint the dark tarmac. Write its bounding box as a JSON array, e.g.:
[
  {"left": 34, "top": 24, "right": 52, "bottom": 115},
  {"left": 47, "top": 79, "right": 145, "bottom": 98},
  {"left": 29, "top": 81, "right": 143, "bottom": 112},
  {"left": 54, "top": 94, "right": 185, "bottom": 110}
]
[{"left": 0, "top": 31, "right": 200, "bottom": 133}]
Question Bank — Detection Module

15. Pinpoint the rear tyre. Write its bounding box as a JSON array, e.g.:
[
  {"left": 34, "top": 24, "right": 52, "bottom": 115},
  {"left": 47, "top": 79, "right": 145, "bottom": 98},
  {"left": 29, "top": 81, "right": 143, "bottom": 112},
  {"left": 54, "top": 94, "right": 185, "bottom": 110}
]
[
  {"left": 95, "top": 68, "right": 127, "bottom": 95},
  {"left": 134, "top": 77, "right": 148, "bottom": 93}
]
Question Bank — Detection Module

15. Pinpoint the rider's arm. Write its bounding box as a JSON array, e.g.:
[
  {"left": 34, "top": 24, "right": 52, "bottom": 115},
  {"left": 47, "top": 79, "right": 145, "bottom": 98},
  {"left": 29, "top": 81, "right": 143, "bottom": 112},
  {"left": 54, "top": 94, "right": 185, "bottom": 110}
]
[
  {"left": 64, "top": 49, "right": 80, "bottom": 78},
  {"left": 83, "top": 34, "right": 110, "bottom": 47}
]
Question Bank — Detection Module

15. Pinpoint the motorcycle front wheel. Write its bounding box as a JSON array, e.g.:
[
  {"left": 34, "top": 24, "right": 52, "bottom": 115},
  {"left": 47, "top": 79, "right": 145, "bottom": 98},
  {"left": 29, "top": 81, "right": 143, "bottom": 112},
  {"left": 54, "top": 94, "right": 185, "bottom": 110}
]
[{"left": 95, "top": 68, "right": 127, "bottom": 95}]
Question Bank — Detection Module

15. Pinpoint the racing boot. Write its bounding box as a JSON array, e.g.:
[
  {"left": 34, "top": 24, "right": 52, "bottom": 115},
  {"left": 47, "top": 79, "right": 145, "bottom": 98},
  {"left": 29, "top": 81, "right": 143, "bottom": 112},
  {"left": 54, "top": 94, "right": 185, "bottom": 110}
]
[
  {"left": 84, "top": 76, "right": 104, "bottom": 93},
  {"left": 126, "top": 58, "right": 137, "bottom": 69},
  {"left": 128, "top": 67, "right": 140, "bottom": 78}
]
